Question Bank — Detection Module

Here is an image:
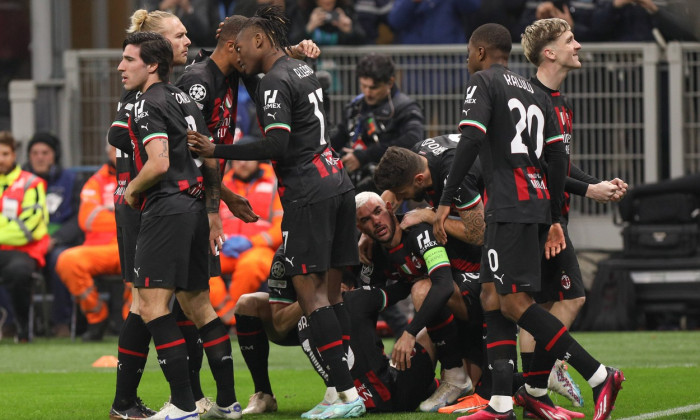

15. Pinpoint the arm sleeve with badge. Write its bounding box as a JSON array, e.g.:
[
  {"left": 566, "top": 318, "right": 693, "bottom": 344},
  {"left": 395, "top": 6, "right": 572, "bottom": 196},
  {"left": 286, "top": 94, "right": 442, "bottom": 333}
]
[
  {"left": 176, "top": 73, "right": 213, "bottom": 130},
  {"left": 404, "top": 227, "right": 454, "bottom": 336},
  {"left": 441, "top": 74, "right": 490, "bottom": 207},
  {"left": 213, "top": 76, "right": 290, "bottom": 161}
]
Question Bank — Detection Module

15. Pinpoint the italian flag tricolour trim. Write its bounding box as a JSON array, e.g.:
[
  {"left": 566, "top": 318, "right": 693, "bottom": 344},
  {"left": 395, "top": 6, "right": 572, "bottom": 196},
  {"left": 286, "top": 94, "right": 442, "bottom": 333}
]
[
  {"left": 459, "top": 119, "right": 487, "bottom": 133},
  {"left": 143, "top": 132, "right": 168, "bottom": 145},
  {"left": 265, "top": 123, "right": 291, "bottom": 133}
]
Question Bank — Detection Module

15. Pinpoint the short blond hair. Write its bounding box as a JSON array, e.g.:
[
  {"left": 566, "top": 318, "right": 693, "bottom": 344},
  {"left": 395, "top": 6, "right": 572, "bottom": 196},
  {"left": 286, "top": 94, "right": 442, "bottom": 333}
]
[
  {"left": 127, "top": 9, "right": 176, "bottom": 34},
  {"left": 521, "top": 18, "right": 571, "bottom": 66}
]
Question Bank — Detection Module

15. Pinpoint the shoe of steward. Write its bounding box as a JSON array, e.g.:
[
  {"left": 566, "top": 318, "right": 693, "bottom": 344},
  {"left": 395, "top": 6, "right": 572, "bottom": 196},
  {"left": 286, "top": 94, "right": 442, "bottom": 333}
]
[
  {"left": 200, "top": 402, "right": 242, "bottom": 419},
  {"left": 313, "top": 397, "right": 365, "bottom": 419},
  {"left": 456, "top": 407, "right": 517, "bottom": 420},
  {"left": 419, "top": 377, "right": 473, "bottom": 412},
  {"left": 592, "top": 367, "right": 625, "bottom": 420},
  {"left": 438, "top": 393, "right": 489, "bottom": 414},
  {"left": 242, "top": 392, "right": 278, "bottom": 414},
  {"left": 109, "top": 397, "right": 157, "bottom": 419},
  {"left": 548, "top": 360, "right": 584, "bottom": 407},
  {"left": 145, "top": 402, "right": 199, "bottom": 420}
]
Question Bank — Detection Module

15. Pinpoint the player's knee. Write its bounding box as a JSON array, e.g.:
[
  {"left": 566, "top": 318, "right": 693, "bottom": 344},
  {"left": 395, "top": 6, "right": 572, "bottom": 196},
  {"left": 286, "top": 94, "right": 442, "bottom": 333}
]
[
  {"left": 567, "top": 296, "right": 585, "bottom": 314},
  {"left": 234, "top": 293, "right": 259, "bottom": 316}
]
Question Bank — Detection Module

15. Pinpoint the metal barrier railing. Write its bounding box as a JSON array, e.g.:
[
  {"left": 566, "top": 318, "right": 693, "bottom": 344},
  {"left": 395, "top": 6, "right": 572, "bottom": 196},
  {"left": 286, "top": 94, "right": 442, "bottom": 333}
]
[{"left": 9, "top": 42, "right": 700, "bottom": 248}]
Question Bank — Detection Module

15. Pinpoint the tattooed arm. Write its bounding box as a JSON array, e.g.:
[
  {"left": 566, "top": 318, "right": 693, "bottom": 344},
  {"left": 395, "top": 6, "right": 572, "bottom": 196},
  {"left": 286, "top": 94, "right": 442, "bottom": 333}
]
[
  {"left": 200, "top": 157, "right": 224, "bottom": 254},
  {"left": 124, "top": 137, "right": 169, "bottom": 208}
]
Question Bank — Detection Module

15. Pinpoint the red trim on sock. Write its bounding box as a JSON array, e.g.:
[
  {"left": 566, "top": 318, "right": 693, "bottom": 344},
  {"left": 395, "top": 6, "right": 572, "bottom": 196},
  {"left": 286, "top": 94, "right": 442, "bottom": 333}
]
[
  {"left": 486, "top": 339, "right": 517, "bottom": 349},
  {"left": 427, "top": 314, "right": 455, "bottom": 332},
  {"left": 545, "top": 326, "right": 567, "bottom": 351},
  {"left": 203, "top": 335, "right": 230, "bottom": 348},
  {"left": 118, "top": 346, "right": 148, "bottom": 358},
  {"left": 176, "top": 320, "right": 195, "bottom": 327},
  {"left": 317, "top": 339, "right": 343, "bottom": 353},
  {"left": 235, "top": 329, "right": 262, "bottom": 336},
  {"left": 155, "top": 338, "right": 185, "bottom": 350},
  {"left": 524, "top": 370, "right": 551, "bottom": 377}
]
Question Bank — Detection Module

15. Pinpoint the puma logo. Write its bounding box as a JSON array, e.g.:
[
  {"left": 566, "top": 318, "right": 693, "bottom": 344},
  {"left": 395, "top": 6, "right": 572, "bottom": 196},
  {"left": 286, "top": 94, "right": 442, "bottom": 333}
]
[
  {"left": 285, "top": 256, "right": 295, "bottom": 267},
  {"left": 494, "top": 273, "right": 504, "bottom": 284},
  {"left": 134, "top": 267, "right": 141, "bottom": 278},
  {"left": 462, "top": 109, "right": 470, "bottom": 116},
  {"left": 140, "top": 123, "right": 148, "bottom": 130},
  {"left": 267, "top": 112, "right": 277, "bottom": 120}
]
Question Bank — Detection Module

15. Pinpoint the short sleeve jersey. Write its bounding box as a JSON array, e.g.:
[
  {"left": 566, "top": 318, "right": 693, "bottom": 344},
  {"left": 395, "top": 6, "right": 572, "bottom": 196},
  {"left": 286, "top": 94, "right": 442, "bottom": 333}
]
[
  {"left": 531, "top": 76, "right": 574, "bottom": 222},
  {"left": 176, "top": 53, "right": 239, "bottom": 174},
  {"left": 267, "top": 248, "right": 297, "bottom": 305},
  {"left": 127, "top": 82, "right": 211, "bottom": 217},
  {"left": 411, "top": 135, "right": 483, "bottom": 269},
  {"left": 109, "top": 89, "right": 141, "bottom": 227},
  {"left": 256, "top": 56, "right": 354, "bottom": 207},
  {"left": 458, "top": 64, "right": 563, "bottom": 224}
]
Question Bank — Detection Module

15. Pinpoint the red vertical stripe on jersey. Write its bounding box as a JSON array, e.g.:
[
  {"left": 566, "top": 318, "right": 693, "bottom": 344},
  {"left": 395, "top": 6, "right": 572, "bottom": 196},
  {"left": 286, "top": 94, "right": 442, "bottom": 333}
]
[
  {"left": 513, "top": 168, "right": 530, "bottom": 201},
  {"left": 312, "top": 154, "right": 330, "bottom": 178}
]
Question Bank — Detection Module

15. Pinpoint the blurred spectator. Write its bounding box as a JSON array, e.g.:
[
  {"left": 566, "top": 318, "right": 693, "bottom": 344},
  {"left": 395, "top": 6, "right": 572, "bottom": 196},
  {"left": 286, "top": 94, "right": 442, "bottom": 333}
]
[
  {"left": 355, "top": 0, "right": 395, "bottom": 44},
  {"left": 22, "top": 132, "right": 83, "bottom": 337},
  {"left": 55, "top": 144, "right": 121, "bottom": 342},
  {"left": 590, "top": 0, "right": 697, "bottom": 42},
  {"left": 330, "top": 53, "right": 424, "bottom": 192},
  {"left": 209, "top": 160, "right": 283, "bottom": 326},
  {"left": 387, "top": 0, "right": 480, "bottom": 44},
  {"left": 512, "top": 0, "right": 599, "bottom": 42},
  {"left": 142, "top": 0, "right": 217, "bottom": 46},
  {"left": 0, "top": 131, "right": 50, "bottom": 342},
  {"left": 288, "top": 0, "right": 367, "bottom": 45},
  {"left": 462, "top": 0, "right": 526, "bottom": 41}
]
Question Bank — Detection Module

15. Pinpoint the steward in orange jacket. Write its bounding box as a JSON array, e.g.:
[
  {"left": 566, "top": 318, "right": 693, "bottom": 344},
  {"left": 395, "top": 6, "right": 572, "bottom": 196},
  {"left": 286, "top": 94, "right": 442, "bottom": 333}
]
[
  {"left": 0, "top": 132, "right": 50, "bottom": 341},
  {"left": 56, "top": 146, "right": 120, "bottom": 341},
  {"left": 209, "top": 161, "right": 282, "bottom": 325}
]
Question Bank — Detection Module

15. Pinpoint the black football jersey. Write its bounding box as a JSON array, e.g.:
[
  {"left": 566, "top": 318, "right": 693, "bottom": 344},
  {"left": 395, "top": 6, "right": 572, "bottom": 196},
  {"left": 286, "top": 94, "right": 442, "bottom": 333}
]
[
  {"left": 255, "top": 56, "right": 354, "bottom": 207},
  {"left": 109, "top": 89, "right": 141, "bottom": 226},
  {"left": 455, "top": 64, "right": 564, "bottom": 224},
  {"left": 531, "top": 76, "right": 574, "bottom": 221},
  {"left": 410, "top": 135, "right": 483, "bottom": 268},
  {"left": 177, "top": 54, "right": 238, "bottom": 174},
  {"left": 127, "top": 82, "right": 211, "bottom": 217}
]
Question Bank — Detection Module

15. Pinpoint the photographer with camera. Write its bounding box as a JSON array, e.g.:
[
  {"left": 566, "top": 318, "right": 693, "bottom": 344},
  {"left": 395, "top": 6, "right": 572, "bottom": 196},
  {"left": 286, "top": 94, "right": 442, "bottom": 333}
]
[
  {"left": 288, "top": 0, "right": 366, "bottom": 45},
  {"left": 330, "top": 53, "right": 424, "bottom": 193}
]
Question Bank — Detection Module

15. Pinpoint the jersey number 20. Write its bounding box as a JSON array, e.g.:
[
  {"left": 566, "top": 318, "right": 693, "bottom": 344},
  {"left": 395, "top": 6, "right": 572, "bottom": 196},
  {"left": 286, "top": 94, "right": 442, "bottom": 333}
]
[{"left": 508, "top": 98, "right": 544, "bottom": 158}]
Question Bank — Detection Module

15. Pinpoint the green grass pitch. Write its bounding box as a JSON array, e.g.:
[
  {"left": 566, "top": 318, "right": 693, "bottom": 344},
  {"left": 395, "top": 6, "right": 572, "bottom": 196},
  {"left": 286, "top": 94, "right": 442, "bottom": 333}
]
[{"left": 0, "top": 331, "right": 699, "bottom": 419}]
